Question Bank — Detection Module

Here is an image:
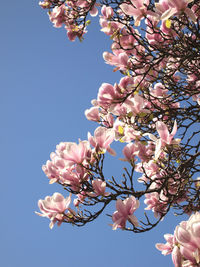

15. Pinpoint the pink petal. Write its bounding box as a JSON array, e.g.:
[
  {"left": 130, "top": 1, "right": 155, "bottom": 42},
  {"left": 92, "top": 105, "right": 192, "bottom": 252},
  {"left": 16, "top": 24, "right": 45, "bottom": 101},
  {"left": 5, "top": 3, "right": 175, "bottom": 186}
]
[
  {"left": 120, "top": 4, "right": 139, "bottom": 16},
  {"left": 156, "top": 121, "right": 169, "bottom": 142},
  {"left": 160, "top": 8, "right": 177, "bottom": 20}
]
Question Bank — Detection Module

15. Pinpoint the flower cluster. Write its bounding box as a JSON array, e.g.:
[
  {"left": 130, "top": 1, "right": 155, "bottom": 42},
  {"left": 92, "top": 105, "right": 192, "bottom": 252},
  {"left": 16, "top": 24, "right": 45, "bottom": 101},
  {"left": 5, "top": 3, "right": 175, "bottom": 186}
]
[
  {"left": 42, "top": 126, "right": 115, "bottom": 192},
  {"left": 39, "top": 0, "right": 98, "bottom": 41},
  {"left": 38, "top": 3, "right": 200, "bottom": 267}
]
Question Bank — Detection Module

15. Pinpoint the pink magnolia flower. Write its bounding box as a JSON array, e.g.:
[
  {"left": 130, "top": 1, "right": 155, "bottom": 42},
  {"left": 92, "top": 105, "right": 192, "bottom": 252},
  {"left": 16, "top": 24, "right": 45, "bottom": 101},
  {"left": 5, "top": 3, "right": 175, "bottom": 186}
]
[
  {"left": 156, "top": 120, "right": 178, "bottom": 144},
  {"left": 113, "top": 119, "right": 126, "bottom": 141},
  {"left": 65, "top": 24, "right": 87, "bottom": 42},
  {"left": 154, "top": 0, "right": 172, "bottom": 18},
  {"left": 88, "top": 126, "right": 116, "bottom": 155},
  {"left": 49, "top": 4, "right": 66, "bottom": 28},
  {"left": 144, "top": 191, "right": 168, "bottom": 218},
  {"left": 175, "top": 213, "right": 200, "bottom": 253},
  {"left": 100, "top": 19, "right": 122, "bottom": 36},
  {"left": 101, "top": 113, "right": 114, "bottom": 128},
  {"left": 97, "top": 77, "right": 134, "bottom": 109},
  {"left": 137, "top": 160, "right": 159, "bottom": 183},
  {"left": 145, "top": 120, "right": 180, "bottom": 160},
  {"left": 120, "top": 0, "right": 150, "bottom": 26},
  {"left": 35, "top": 193, "right": 71, "bottom": 228},
  {"left": 61, "top": 166, "right": 88, "bottom": 191},
  {"left": 158, "top": 0, "right": 196, "bottom": 22},
  {"left": 42, "top": 151, "right": 69, "bottom": 184},
  {"left": 156, "top": 212, "right": 200, "bottom": 266},
  {"left": 125, "top": 94, "right": 149, "bottom": 115},
  {"left": 103, "top": 51, "right": 129, "bottom": 71},
  {"left": 112, "top": 196, "right": 140, "bottom": 230},
  {"left": 97, "top": 82, "right": 119, "bottom": 107},
  {"left": 120, "top": 142, "right": 139, "bottom": 162},
  {"left": 156, "top": 233, "right": 175, "bottom": 255},
  {"left": 42, "top": 158, "right": 60, "bottom": 184},
  {"left": 57, "top": 140, "right": 91, "bottom": 166},
  {"left": 101, "top": 5, "right": 114, "bottom": 19},
  {"left": 122, "top": 127, "right": 141, "bottom": 143},
  {"left": 91, "top": 179, "right": 110, "bottom": 197}
]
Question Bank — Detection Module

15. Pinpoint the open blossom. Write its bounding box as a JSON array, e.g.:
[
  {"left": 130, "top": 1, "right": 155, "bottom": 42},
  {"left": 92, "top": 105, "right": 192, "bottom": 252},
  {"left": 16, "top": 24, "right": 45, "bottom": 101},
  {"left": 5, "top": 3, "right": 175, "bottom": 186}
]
[
  {"left": 91, "top": 179, "right": 110, "bottom": 197},
  {"left": 100, "top": 19, "right": 122, "bottom": 36},
  {"left": 144, "top": 191, "right": 168, "bottom": 218},
  {"left": 156, "top": 0, "right": 196, "bottom": 22},
  {"left": 74, "top": 0, "right": 98, "bottom": 17},
  {"left": 35, "top": 193, "right": 72, "bottom": 229},
  {"left": 57, "top": 140, "right": 91, "bottom": 166},
  {"left": 156, "top": 212, "right": 200, "bottom": 267},
  {"left": 97, "top": 82, "right": 120, "bottom": 108},
  {"left": 103, "top": 51, "right": 130, "bottom": 71},
  {"left": 120, "top": 142, "right": 140, "bottom": 163},
  {"left": 156, "top": 233, "right": 175, "bottom": 255},
  {"left": 42, "top": 141, "right": 91, "bottom": 185},
  {"left": 120, "top": 0, "right": 150, "bottom": 26},
  {"left": 145, "top": 120, "right": 180, "bottom": 160},
  {"left": 137, "top": 160, "right": 159, "bottom": 183},
  {"left": 49, "top": 4, "right": 66, "bottom": 28},
  {"left": 88, "top": 126, "right": 116, "bottom": 155},
  {"left": 61, "top": 165, "right": 89, "bottom": 191},
  {"left": 112, "top": 196, "right": 140, "bottom": 230}
]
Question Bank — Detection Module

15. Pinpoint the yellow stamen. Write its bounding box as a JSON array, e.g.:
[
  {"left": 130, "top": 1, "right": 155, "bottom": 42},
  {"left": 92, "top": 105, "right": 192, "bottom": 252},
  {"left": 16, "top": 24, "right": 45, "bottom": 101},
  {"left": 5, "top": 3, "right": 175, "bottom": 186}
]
[{"left": 165, "top": 19, "right": 171, "bottom": 29}]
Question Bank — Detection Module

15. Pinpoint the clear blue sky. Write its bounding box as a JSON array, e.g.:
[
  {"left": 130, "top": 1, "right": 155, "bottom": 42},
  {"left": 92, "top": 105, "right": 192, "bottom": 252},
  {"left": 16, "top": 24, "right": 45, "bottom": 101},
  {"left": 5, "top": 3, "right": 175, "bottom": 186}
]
[{"left": 0, "top": 1, "right": 187, "bottom": 267}]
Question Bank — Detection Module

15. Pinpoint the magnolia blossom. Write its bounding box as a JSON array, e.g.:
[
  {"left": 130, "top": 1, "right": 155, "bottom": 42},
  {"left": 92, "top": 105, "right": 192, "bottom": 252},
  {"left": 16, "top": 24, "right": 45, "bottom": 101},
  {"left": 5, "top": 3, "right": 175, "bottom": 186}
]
[
  {"left": 137, "top": 160, "right": 159, "bottom": 183},
  {"left": 156, "top": 212, "right": 200, "bottom": 267},
  {"left": 57, "top": 140, "right": 91, "bottom": 166},
  {"left": 144, "top": 191, "right": 168, "bottom": 218},
  {"left": 91, "top": 179, "right": 110, "bottom": 197},
  {"left": 49, "top": 4, "right": 66, "bottom": 28},
  {"left": 145, "top": 120, "right": 180, "bottom": 160},
  {"left": 112, "top": 196, "right": 140, "bottom": 230},
  {"left": 156, "top": 0, "right": 196, "bottom": 22},
  {"left": 39, "top": 0, "right": 200, "bottom": 254},
  {"left": 88, "top": 126, "right": 116, "bottom": 155},
  {"left": 61, "top": 166, "right": 89, "bottom": 191},
  {"left": 120, "top": 142, "right": 140, "bottom": 163},
  {"left": 156, "top": 233, "right": 175, "bottom": 255},
  {"left": 36, "top": 193, "right": 72, "bottom": 229},
  {"left": 120, "top": 0, "right": 150, "bottom": 26},
  {"left": 103, "top": 51, "right": 130, "bottom": 71}
]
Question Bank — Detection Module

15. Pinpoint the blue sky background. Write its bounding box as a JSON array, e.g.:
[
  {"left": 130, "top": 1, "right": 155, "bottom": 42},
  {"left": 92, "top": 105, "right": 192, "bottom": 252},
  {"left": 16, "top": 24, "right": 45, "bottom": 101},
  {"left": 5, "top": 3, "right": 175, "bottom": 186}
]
[{"left": 0, "top": 1, "right": 188, "bottom": 267}]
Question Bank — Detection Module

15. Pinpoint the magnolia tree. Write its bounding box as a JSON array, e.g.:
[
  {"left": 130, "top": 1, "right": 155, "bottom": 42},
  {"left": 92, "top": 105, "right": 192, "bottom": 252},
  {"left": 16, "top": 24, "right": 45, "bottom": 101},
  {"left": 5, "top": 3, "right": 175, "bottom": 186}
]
[{"left": 37, "top": 0, "right": 200, "bottom": 266}]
